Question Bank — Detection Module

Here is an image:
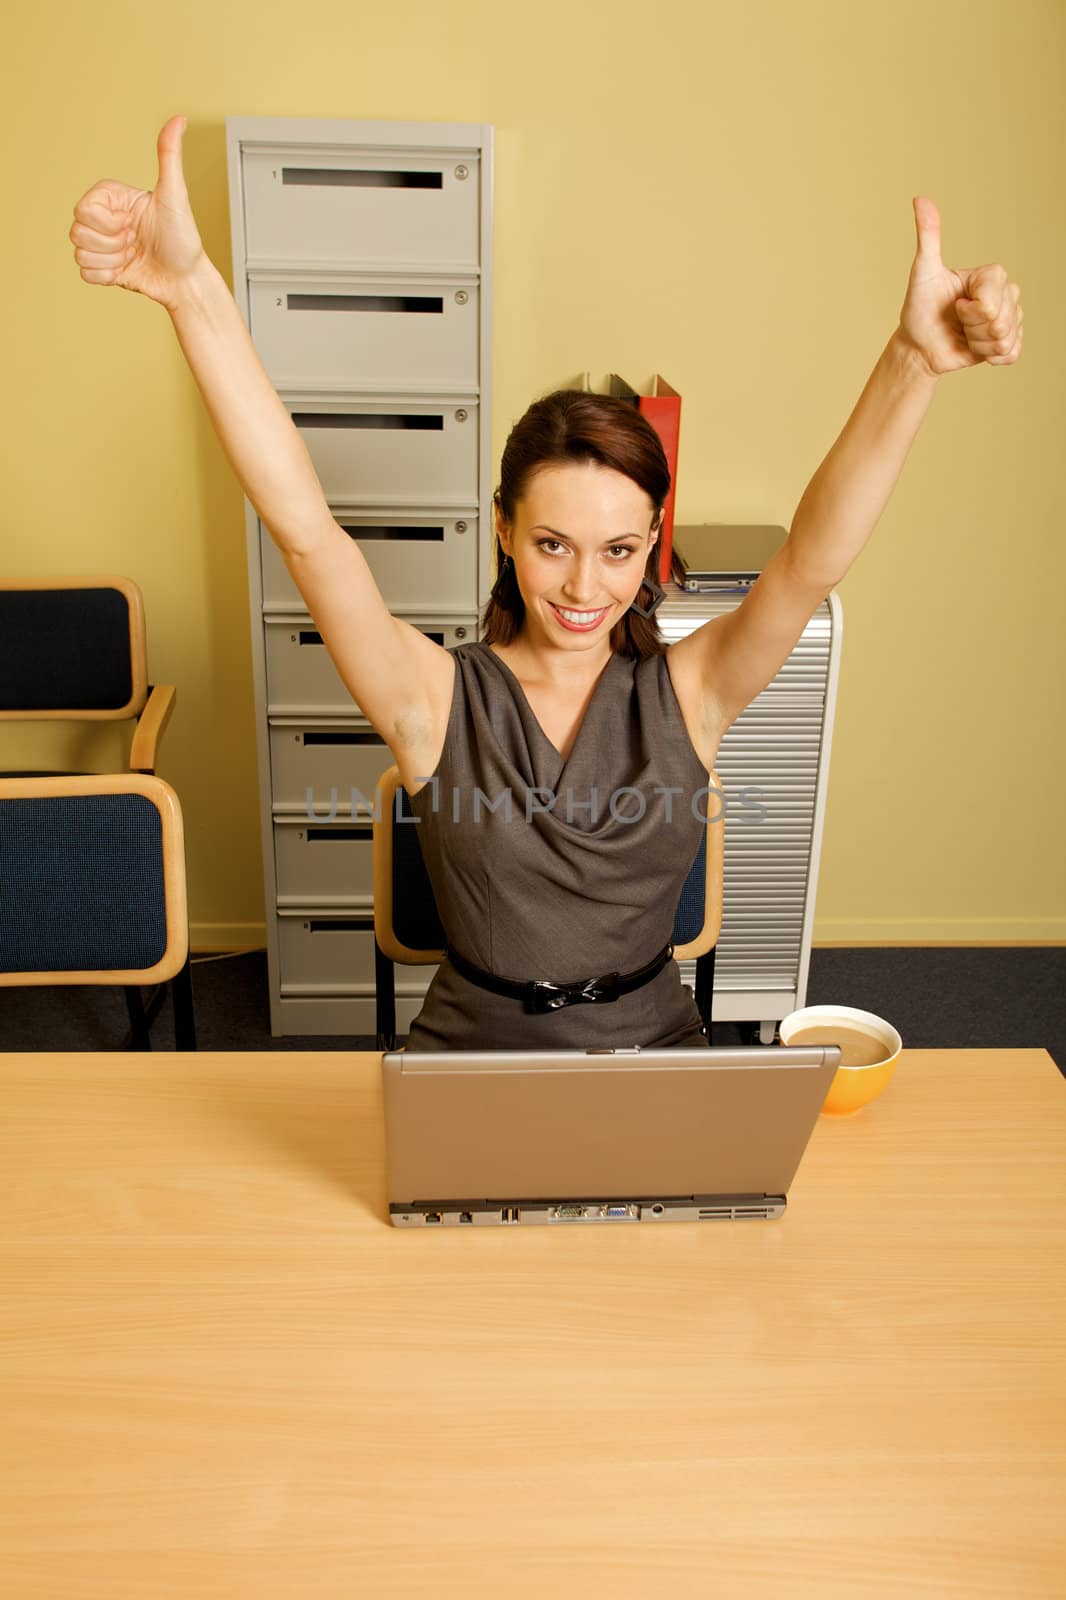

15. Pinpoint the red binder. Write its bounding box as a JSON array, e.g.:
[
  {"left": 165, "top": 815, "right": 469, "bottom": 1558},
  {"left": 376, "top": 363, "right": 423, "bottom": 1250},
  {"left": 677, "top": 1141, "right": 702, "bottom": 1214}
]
[{"left": 606, "top": 374, "right": 682, "bottom": 585}]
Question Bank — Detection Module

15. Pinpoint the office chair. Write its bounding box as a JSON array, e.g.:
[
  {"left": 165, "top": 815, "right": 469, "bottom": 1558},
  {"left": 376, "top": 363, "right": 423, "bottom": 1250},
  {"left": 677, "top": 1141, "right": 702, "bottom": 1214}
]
[
  {"left": 0, "top": 575, "right": 176, "bottom": 774},
  {"left": 372, "top": 764, "right": 724, "bottom": 1052},
  {"left": 0, "top": 773, "right": 196, "bottom": 1050}
]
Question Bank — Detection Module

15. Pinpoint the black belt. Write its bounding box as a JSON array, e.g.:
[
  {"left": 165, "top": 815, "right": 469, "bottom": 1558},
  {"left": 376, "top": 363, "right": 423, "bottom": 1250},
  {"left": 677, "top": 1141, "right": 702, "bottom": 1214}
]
[{"left": 445, "top": 941, "right": 675, "bottom": 1014}]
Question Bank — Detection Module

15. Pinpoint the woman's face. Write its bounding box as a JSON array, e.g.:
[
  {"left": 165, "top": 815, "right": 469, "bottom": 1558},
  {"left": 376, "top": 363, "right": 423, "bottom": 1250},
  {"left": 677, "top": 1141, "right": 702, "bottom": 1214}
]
[{"left": 495, "top": 461, "right": 659, "bottom": 647}]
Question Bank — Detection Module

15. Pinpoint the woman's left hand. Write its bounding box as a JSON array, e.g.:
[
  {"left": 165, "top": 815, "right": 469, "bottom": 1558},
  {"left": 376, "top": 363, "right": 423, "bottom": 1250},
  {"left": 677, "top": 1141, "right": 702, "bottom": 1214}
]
[{"left": 897, "top": 197, "right": 1023, "bottom": 379}]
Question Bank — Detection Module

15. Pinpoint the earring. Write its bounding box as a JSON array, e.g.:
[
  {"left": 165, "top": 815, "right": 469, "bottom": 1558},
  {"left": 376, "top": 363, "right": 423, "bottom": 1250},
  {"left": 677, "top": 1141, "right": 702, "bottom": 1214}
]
[{"left": 629, "top": 576, "right": 666, "bottom": 618}]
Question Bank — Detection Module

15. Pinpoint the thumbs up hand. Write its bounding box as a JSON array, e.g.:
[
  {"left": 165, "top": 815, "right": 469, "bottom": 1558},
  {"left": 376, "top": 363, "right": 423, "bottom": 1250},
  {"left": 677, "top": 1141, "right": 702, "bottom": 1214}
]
[
  {"left": 70, "top": 115, "right": 205, "bottom": 310},
  {"left": 896, "top": 197, "right": 1023, "bottom": 379}
]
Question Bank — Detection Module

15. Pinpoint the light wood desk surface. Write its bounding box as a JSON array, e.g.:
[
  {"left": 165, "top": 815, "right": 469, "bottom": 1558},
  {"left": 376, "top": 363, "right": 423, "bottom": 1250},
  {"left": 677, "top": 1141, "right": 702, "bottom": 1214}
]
[{"left": 1, "top": 1047, "right": 1063, "bottom": 1599}]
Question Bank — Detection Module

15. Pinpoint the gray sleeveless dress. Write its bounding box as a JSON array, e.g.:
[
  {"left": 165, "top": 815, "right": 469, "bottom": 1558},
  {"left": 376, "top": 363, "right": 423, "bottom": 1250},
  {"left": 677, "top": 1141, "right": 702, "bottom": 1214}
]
[{"left": 403, "top": 640, "right": 713, "bottom": 1052}]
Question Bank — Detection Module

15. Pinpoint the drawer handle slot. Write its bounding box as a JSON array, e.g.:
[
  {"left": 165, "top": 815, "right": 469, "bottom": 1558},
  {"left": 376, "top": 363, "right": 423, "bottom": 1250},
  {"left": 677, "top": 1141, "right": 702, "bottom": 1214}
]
[
  {"left": 287, "top": 294, "right": 444, "bottom": 315},
  {"left": 306, "top": 918, "right": 374, "bottom": 933},
  {"left": 306, "top": 828, "right": 373, "bottom": 843},
  {"left": 302, "top": 731, "right": 385, "bottom": 746},
  {"left": 293, "top": 629, "right": 442, "bottom": 646},
  {"left": 340, "top": 524, "right": 445, "bottom": 542},
  {"left": 281, "top": 167, "right": 443, "bottom": 190},
  {"left": 292, "top": 412, "right": 444, "bottom": 431}
]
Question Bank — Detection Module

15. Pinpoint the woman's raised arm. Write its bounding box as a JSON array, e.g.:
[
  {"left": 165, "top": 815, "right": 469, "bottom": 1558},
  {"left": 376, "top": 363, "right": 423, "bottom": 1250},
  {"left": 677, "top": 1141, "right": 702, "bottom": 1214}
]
[{"left": 69, "top": 115, "right": 451, "bottom": 751}]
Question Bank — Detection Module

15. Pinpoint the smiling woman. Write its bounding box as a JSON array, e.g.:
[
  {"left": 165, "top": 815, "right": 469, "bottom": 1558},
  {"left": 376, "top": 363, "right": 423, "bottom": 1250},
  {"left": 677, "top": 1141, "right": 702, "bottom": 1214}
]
[{"left": 389, "top": 389, "right": 731, "bottom": 1052}]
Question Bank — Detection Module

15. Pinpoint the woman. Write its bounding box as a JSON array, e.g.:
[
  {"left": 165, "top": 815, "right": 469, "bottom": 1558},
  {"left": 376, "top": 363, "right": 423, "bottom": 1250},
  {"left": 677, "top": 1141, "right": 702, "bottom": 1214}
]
[{"left": 70, "top": 116, "right": 1023, "bottom": 1050}]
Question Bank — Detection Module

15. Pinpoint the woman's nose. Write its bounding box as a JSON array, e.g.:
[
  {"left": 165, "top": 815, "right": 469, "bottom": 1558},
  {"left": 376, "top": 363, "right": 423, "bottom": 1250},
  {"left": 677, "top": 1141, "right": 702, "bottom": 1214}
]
[{"left": 561, "top": 559, "right": 601, "bottom": 603}]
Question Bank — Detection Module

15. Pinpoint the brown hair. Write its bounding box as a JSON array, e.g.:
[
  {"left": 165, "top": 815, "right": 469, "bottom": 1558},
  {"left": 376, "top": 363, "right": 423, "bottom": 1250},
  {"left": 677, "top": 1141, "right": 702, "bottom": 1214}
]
[{"left": 481, "top": 389, "right": 675, "bottom": 660}]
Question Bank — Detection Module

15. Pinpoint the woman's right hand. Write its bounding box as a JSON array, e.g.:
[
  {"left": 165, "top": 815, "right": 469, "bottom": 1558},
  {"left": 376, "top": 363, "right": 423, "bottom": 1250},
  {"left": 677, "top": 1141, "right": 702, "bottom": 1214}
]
[{"left": 69, "top": 115, "right": 206, "bottom": 310}]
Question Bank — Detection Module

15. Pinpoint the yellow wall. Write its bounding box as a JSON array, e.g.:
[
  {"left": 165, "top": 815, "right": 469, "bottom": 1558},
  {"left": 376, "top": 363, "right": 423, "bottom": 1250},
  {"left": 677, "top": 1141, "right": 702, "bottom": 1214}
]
[{"left": 6, "top": 0, "right": 1063, "bottom": 946}]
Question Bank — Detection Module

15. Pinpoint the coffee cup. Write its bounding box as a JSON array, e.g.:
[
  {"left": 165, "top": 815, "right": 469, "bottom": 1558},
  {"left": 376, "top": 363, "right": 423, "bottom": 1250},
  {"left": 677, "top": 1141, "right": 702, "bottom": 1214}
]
[{"left": 778, "top": 1004, "right": 902, "bottom": 1116}]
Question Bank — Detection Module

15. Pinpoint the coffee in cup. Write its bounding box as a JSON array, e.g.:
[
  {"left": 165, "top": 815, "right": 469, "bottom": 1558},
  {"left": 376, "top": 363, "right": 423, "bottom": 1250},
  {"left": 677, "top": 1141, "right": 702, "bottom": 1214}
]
[{"left": 784, "top": 1022, "right": 892, "bottom": 1067}]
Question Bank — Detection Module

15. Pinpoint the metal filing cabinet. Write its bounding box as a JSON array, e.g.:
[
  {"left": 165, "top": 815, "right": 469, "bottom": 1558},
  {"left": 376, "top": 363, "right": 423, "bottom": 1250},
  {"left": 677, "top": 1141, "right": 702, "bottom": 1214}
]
[
  {"left": 657, "top": 580, "right": 843, "bottom": 1044},
  {"left": 226, "top": 116, "right": 494, "bottom": 1035}
]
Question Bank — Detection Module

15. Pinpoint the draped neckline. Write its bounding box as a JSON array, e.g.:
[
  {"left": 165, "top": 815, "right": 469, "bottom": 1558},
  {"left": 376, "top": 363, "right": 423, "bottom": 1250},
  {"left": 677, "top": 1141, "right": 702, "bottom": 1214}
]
[{"left": 478, "top": 641, "right": 621, "bottom": 778}]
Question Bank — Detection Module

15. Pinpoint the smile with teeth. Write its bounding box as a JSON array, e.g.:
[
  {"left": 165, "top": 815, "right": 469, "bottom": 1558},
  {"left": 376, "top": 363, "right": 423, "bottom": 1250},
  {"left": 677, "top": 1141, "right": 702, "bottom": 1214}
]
[{"left": 549, "top": 601, "right": 610, "bottom": 627}]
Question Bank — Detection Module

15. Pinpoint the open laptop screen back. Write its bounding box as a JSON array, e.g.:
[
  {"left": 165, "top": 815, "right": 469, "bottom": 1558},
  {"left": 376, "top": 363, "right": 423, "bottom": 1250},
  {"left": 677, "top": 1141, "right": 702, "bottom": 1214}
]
[{"left": 382, "top": 1045, "right": 840, "bottom": 1217}]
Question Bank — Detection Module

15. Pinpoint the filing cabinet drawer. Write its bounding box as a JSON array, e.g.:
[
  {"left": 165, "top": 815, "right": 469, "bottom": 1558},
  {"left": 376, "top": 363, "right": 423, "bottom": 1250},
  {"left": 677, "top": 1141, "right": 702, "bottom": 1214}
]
[
  {"left": 264, "top": 616, "right": 474, "bottom": 716},
  {"left": 277, "top": 911, "right": 442, "bottom": 995},
  {"left": 286, "top": 395, "right": 476, "bottom": 505},
  {"left": 276, "top": 990, "right": 432, "bottom": 1034},
  {"left": 274, "top": 815, "right": 375, "bottom": 907},
  {"left": 249, "top": 275, "right": 479, "bottom": 391},
  {"left": 242, "top": 147, "right": 480, "bottom": 269},
  {"left": 285, "top": 397, "right": 478, "bottom": 505},
  {"left": 270, "top": 720, "right": 394, "bottom": 812},
  {"left": 277, "top": 910, "right": 378, "bottom": 991},
  {"left": 260, "top": 510, "right": 478, "bottom": 614}
]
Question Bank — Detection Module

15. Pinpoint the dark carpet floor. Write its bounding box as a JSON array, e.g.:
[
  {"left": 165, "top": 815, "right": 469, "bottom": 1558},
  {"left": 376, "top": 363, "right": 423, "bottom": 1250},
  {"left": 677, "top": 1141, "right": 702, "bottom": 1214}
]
[{"left": 1, "top": 947, "right": 1063, "bottom": 1076}]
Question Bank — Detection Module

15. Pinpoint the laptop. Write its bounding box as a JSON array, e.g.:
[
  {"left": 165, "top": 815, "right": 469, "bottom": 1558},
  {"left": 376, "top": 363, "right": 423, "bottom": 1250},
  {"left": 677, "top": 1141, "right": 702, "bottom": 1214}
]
[
  {"left": 382, "top": 1043, "right": 841, "bottom": 1227},
  {"left": 673, "top": 523, "right": 787, "bottom": 591}
]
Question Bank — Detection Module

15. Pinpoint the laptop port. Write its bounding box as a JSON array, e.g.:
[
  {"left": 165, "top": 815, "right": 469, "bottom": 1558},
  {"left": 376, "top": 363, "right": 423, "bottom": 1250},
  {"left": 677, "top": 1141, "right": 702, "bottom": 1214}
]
[
  {"left": 459, "top": 1211, "right": 473, "bottom": 1224},
  {"left": 424, "top": 1212, "right": 442, "bottom": 1224},
  {"left": 501, "top": 1206, "right": 519, "bottom": 1223}
]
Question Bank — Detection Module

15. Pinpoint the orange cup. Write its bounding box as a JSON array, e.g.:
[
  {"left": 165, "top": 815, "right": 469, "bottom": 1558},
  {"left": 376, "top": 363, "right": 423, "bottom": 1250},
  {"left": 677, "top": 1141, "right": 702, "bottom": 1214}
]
[{"left": 779, "top": 1004, "right": 902, "bottom": 1116}]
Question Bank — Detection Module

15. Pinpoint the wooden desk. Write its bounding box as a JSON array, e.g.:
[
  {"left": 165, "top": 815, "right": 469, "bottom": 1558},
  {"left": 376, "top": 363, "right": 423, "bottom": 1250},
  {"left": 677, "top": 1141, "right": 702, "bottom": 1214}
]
[{"left": 1, "top": 1048, "right": 1063, "bottom": 1598}]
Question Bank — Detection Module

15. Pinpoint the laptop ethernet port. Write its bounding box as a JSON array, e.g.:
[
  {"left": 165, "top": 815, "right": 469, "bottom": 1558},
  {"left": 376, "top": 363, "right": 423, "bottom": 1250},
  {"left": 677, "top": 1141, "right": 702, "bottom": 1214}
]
[
  {"left": 424, "top": 1212, "right": 442, "bottom": 1224},
  {"left": 459, "top": 1212, "right": 473, "bottom": 1224}
]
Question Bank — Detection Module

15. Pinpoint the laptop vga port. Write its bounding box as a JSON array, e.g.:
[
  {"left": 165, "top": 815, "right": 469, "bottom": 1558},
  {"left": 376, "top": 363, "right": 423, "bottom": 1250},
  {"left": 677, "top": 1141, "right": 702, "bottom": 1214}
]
[{"left": 548, "top": 1202, "right": 638, "bottom": 1221}]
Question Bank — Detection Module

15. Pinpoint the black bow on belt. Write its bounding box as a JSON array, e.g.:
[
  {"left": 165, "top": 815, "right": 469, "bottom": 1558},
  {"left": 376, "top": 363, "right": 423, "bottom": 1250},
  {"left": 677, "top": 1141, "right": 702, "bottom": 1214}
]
[{"left": 526, "top": 972, "right": 623, "bottom": 1013}]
